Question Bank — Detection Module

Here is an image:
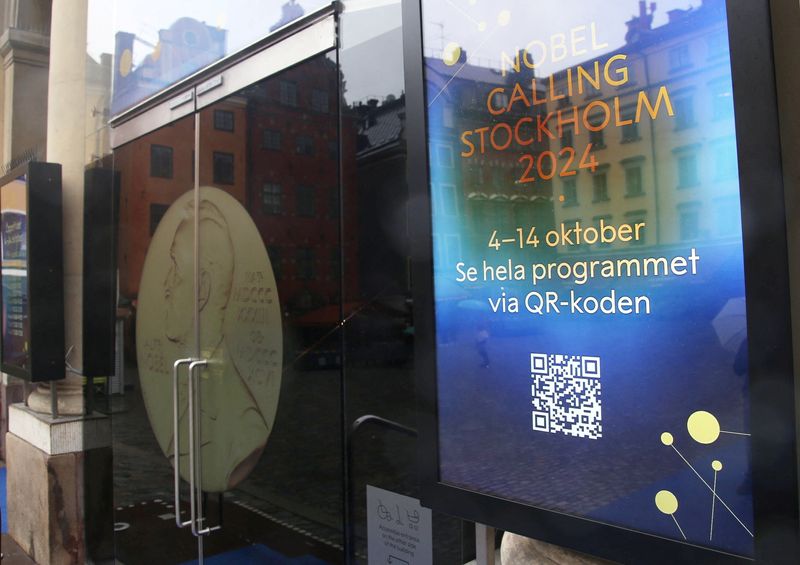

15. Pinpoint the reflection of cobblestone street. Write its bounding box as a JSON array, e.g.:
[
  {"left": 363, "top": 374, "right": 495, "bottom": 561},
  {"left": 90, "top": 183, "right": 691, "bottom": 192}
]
[
  {"left": 104, "top": 359, "right": 464, "bottom": 563},
  {"left": 107, "top": 363, "right": 346, "bottom": 552}
]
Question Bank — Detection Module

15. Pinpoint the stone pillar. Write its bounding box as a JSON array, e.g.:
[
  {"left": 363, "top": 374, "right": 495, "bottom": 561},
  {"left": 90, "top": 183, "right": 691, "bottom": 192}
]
[
  {"left": 6, "top": 404, "right": 112, "bottom": 564},
  {"left": 26, "top": 0, "right": 87, "bottom": 415},
  {"left": 500, "top": 532, "right": 617, "bottom": 565},
  {"left": 5, "top": 2, "right": 114, "bottom": 563}
]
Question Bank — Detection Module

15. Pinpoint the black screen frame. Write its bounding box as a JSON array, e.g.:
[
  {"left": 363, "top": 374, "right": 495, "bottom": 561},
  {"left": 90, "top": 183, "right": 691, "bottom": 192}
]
[
  {"left": 0, "top": 161, "right": 64, "bottom": 382},
  {"left": 402, "top": 0, "right": 799, "bottom": 563}
]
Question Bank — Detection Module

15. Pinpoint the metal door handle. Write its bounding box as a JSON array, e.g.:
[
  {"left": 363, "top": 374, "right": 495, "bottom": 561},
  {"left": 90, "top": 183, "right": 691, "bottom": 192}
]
[
  {"left": 187, "top": 359, "right": 220, "bottom": 537},
  {"left": 172, "top": 358, "right": 195, "bottom": 528}
]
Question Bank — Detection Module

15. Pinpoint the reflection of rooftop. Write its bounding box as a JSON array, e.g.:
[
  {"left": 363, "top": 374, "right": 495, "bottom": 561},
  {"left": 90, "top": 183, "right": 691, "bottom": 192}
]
[
  {"left": 269, "top": 0, "right": 306, "bottom": 32},
  {"left": 355, "top": 96, "right": 405, "bottom": 157}
]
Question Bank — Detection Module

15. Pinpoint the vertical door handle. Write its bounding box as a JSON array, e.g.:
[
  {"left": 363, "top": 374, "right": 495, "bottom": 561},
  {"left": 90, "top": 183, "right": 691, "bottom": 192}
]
[
  {"left": 187, "top": 359, "right": 220, "bottom": 536},
  {"left": 172, "top": 358, "right": 195, "bottom": 528}
]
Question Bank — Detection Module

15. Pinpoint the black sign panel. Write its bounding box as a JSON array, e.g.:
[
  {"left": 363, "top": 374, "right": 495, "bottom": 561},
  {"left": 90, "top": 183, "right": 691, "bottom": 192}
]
[
  {"left": 0, "top": 162, "right": 64, "bottom": 381},
  {"left": 403, "top": 0, "right": 799, "bottom": 563}
]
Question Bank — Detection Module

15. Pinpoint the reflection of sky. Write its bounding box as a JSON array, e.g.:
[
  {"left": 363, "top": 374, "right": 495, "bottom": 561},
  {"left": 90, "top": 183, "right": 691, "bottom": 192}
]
[
  {"left": 88, "top": 0, "right": 329, "bottom": 66},
  {"left": 88, "top": 0, "right": 406, "bottom": 108},
  {"left": 422, "top": 0, "right": 698, "bottom": 75}
]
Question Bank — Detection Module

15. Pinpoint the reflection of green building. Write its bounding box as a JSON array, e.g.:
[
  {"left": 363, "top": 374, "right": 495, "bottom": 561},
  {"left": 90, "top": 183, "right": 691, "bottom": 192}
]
[
  {"left": 425, "top": 55, "right": 557, "bottom": 267},
  {"left": 548, "top": 0, "right": 738, "bottom": 252}
]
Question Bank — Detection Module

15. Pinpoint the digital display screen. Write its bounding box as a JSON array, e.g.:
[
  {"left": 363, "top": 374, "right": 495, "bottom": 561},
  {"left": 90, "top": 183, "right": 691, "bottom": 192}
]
[
  {"left": 1, "top": 177, "right": 30, "bottom": 373},
  {"left": 421, "top": 0, "right": 752, "bottom": 556}
]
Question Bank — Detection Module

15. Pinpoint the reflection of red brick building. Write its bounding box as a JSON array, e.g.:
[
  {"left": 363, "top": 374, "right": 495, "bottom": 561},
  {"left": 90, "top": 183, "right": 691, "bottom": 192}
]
[
  {"left": 244, "top": 55, "right": 358, "bottom": 314},
  {"left": 116, "top": 99, "right": 247, "bottom": 300},
  {"left": 116, "top": 54, "right": 357, "bottom": 317}
]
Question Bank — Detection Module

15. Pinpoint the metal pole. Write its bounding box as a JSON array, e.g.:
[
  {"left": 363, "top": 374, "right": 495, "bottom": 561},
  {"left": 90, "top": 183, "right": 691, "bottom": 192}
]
[{"left": 476, "top": 524, "right": 495, "bottom": 565}]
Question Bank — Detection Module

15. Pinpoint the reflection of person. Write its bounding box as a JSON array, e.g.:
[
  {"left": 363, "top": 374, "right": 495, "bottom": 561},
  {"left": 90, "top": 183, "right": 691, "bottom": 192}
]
[
  {"left": 164, "top": 200, "right": 270, "bottom": 491},
  {"left": 476, "top": 321, "right": 490, "bottom": 368}
]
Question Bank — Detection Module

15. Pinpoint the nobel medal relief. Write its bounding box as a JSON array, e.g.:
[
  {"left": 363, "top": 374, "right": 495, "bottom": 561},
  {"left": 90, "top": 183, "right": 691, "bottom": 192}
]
[{"left": 137, "top": 186, "right": 282, "bottom": 492}]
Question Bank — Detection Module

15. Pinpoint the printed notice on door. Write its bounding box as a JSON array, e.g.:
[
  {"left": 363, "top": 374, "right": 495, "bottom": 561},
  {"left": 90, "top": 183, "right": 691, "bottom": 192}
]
[{"left": 367, "top": 485, "right": 432, "bottom": 565}]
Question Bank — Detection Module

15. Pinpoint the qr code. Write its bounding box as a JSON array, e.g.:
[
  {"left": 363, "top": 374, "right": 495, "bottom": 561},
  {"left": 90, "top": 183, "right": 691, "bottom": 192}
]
[{"left": 530, "top": 354, "right": 602, "bottom": 439}]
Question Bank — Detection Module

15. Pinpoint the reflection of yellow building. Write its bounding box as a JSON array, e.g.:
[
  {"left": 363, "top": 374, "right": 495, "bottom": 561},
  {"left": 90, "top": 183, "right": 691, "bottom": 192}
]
[{"left": 550, "top": 0, "right": 738, "bottom": 251}]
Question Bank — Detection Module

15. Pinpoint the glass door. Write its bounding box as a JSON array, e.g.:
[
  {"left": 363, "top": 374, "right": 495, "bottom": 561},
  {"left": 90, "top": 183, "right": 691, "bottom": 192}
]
[
  {"left": 111, "top": 46, "right": 344, "bottom": 564},
  {"left": 113, "top": 110, "right": 207, "bottom": 563},
  {"left": 188, "top": 52, "right": 345, "bottom": 563}
]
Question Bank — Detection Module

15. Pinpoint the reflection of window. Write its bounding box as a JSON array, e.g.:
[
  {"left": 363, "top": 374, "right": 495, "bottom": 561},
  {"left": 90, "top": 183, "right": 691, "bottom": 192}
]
[
  {"left": 150, "top": 144, "right": 173, "bottom": 178},
  {"left": 268, "top": 247, "right": 282, "bottom": 280},
  {"left": 149, "top": 203, "right": 169, "bottom": 235},
  {"left": 562, "top": 179, "right": 578, "bottom": 206},
  {"left": 625, "top": 166, "right": 644, "bottom": 196},
  {"left": 561, "top": 127, "right": 573, "bottom": 149},
  {"left": 263, "top": 129, "right": 281, "bottom": 150},
  {"left": 711, "top": 79, "right": 734, "bottom": 121},
  {"left": 213, "top": 152, "right": 234, "bottom": 185},
  {"left": 677, "top": 153, "right": 700, "bottom": 188},
  {"left": 439, "top": 184, "right": 458, "bottom": 217},
  {"left": 492, "top": 91, "right": 509, "bottom": 110},
  {"left": 296, "top": 185, "right": 315, "bottom": 217},
  {"left": 713, "top": 140, "right": 738, "bottom": 180},
  {"left": 296, "top": 135, "right": 314, "bottom": 155},
  {"left": 436, "top": 144, "right": 454, "bottom": 168},
  {"left": 280, "top": 81, "right": 297, "bottom": 106},
  {"left": 625, "top": 211, "right": 647, "bottom": 245},
  {"left": 679, "top": 203, "right": 701, "bottom": 240},
  {"left": 669, "top": 44, "right": 691, "bottom": 71},
  {"left": 588, "top": 116, "right": 605, "bottom": 148},
  {"left": 262, "top": 183, "right": 282, "bottom": 214},
  {"left": 296, "top": 248, "right": 314, "bottom": 279},
  {"left": 674, "top": 96, "right": 695, "bottom": 130},
  {"left": 620, "top": 110, "right": 639, "bottom": 142},
  {"left": 592, "top": 172, "right": 609, "bottom": 202},
  {"left": 213, "top": 110, "right": 234, "bottom": 132},
  {"left": 311, "top": 89, "right": 329, "bottom": 112},
  {"left": 443, "top": 104, "right": 454, "bottom": 128}
]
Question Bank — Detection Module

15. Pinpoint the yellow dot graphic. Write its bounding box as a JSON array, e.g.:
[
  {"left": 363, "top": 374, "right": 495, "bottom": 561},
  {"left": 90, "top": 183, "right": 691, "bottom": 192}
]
[
  {"left": 443, "top": 42, "right": 462, "bottom": 66},
  {"left": 712, "top": 460, "right": 723, "bottom": 472},
  {"left": 655, "top": 490, "right": 679, "bottom": 515},
  {"left": 660, "top": 432, "right": 674, "bottom": 446},
  {"left": 498, "top": 10, "right": 511, "bottom": 26},
  {"left": 119, "top": 49, "right": 133, "bottom": 78},
  {"left": 687, "top": 411, "right": 721, "bottom": 445},
  {"left": 478, "top": 21, "right": 487, "bottom": 32}
]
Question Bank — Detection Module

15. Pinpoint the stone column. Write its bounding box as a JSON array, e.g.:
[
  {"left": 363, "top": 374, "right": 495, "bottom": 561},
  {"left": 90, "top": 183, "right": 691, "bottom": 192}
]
[
  {"left": 500, "top": 533, "right": 617, "bottom": 565},
  {"left": 26, "top": 0, "right": 87, "bottom": 415},
  {"left": 6, "top": 2, "right": 114, "bottom": 563}
]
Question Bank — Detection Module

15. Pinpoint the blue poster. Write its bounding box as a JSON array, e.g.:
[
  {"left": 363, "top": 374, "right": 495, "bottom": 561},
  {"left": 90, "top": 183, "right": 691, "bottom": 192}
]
[{"left": 421, "top": 0, "right": 752, "bottom": 556}]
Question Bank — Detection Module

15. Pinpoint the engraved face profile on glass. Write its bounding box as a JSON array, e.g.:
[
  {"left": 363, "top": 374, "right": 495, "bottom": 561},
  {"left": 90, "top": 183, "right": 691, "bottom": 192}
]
[{"left": 137, "top": 186, "right": 283, "bottom": 492}]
